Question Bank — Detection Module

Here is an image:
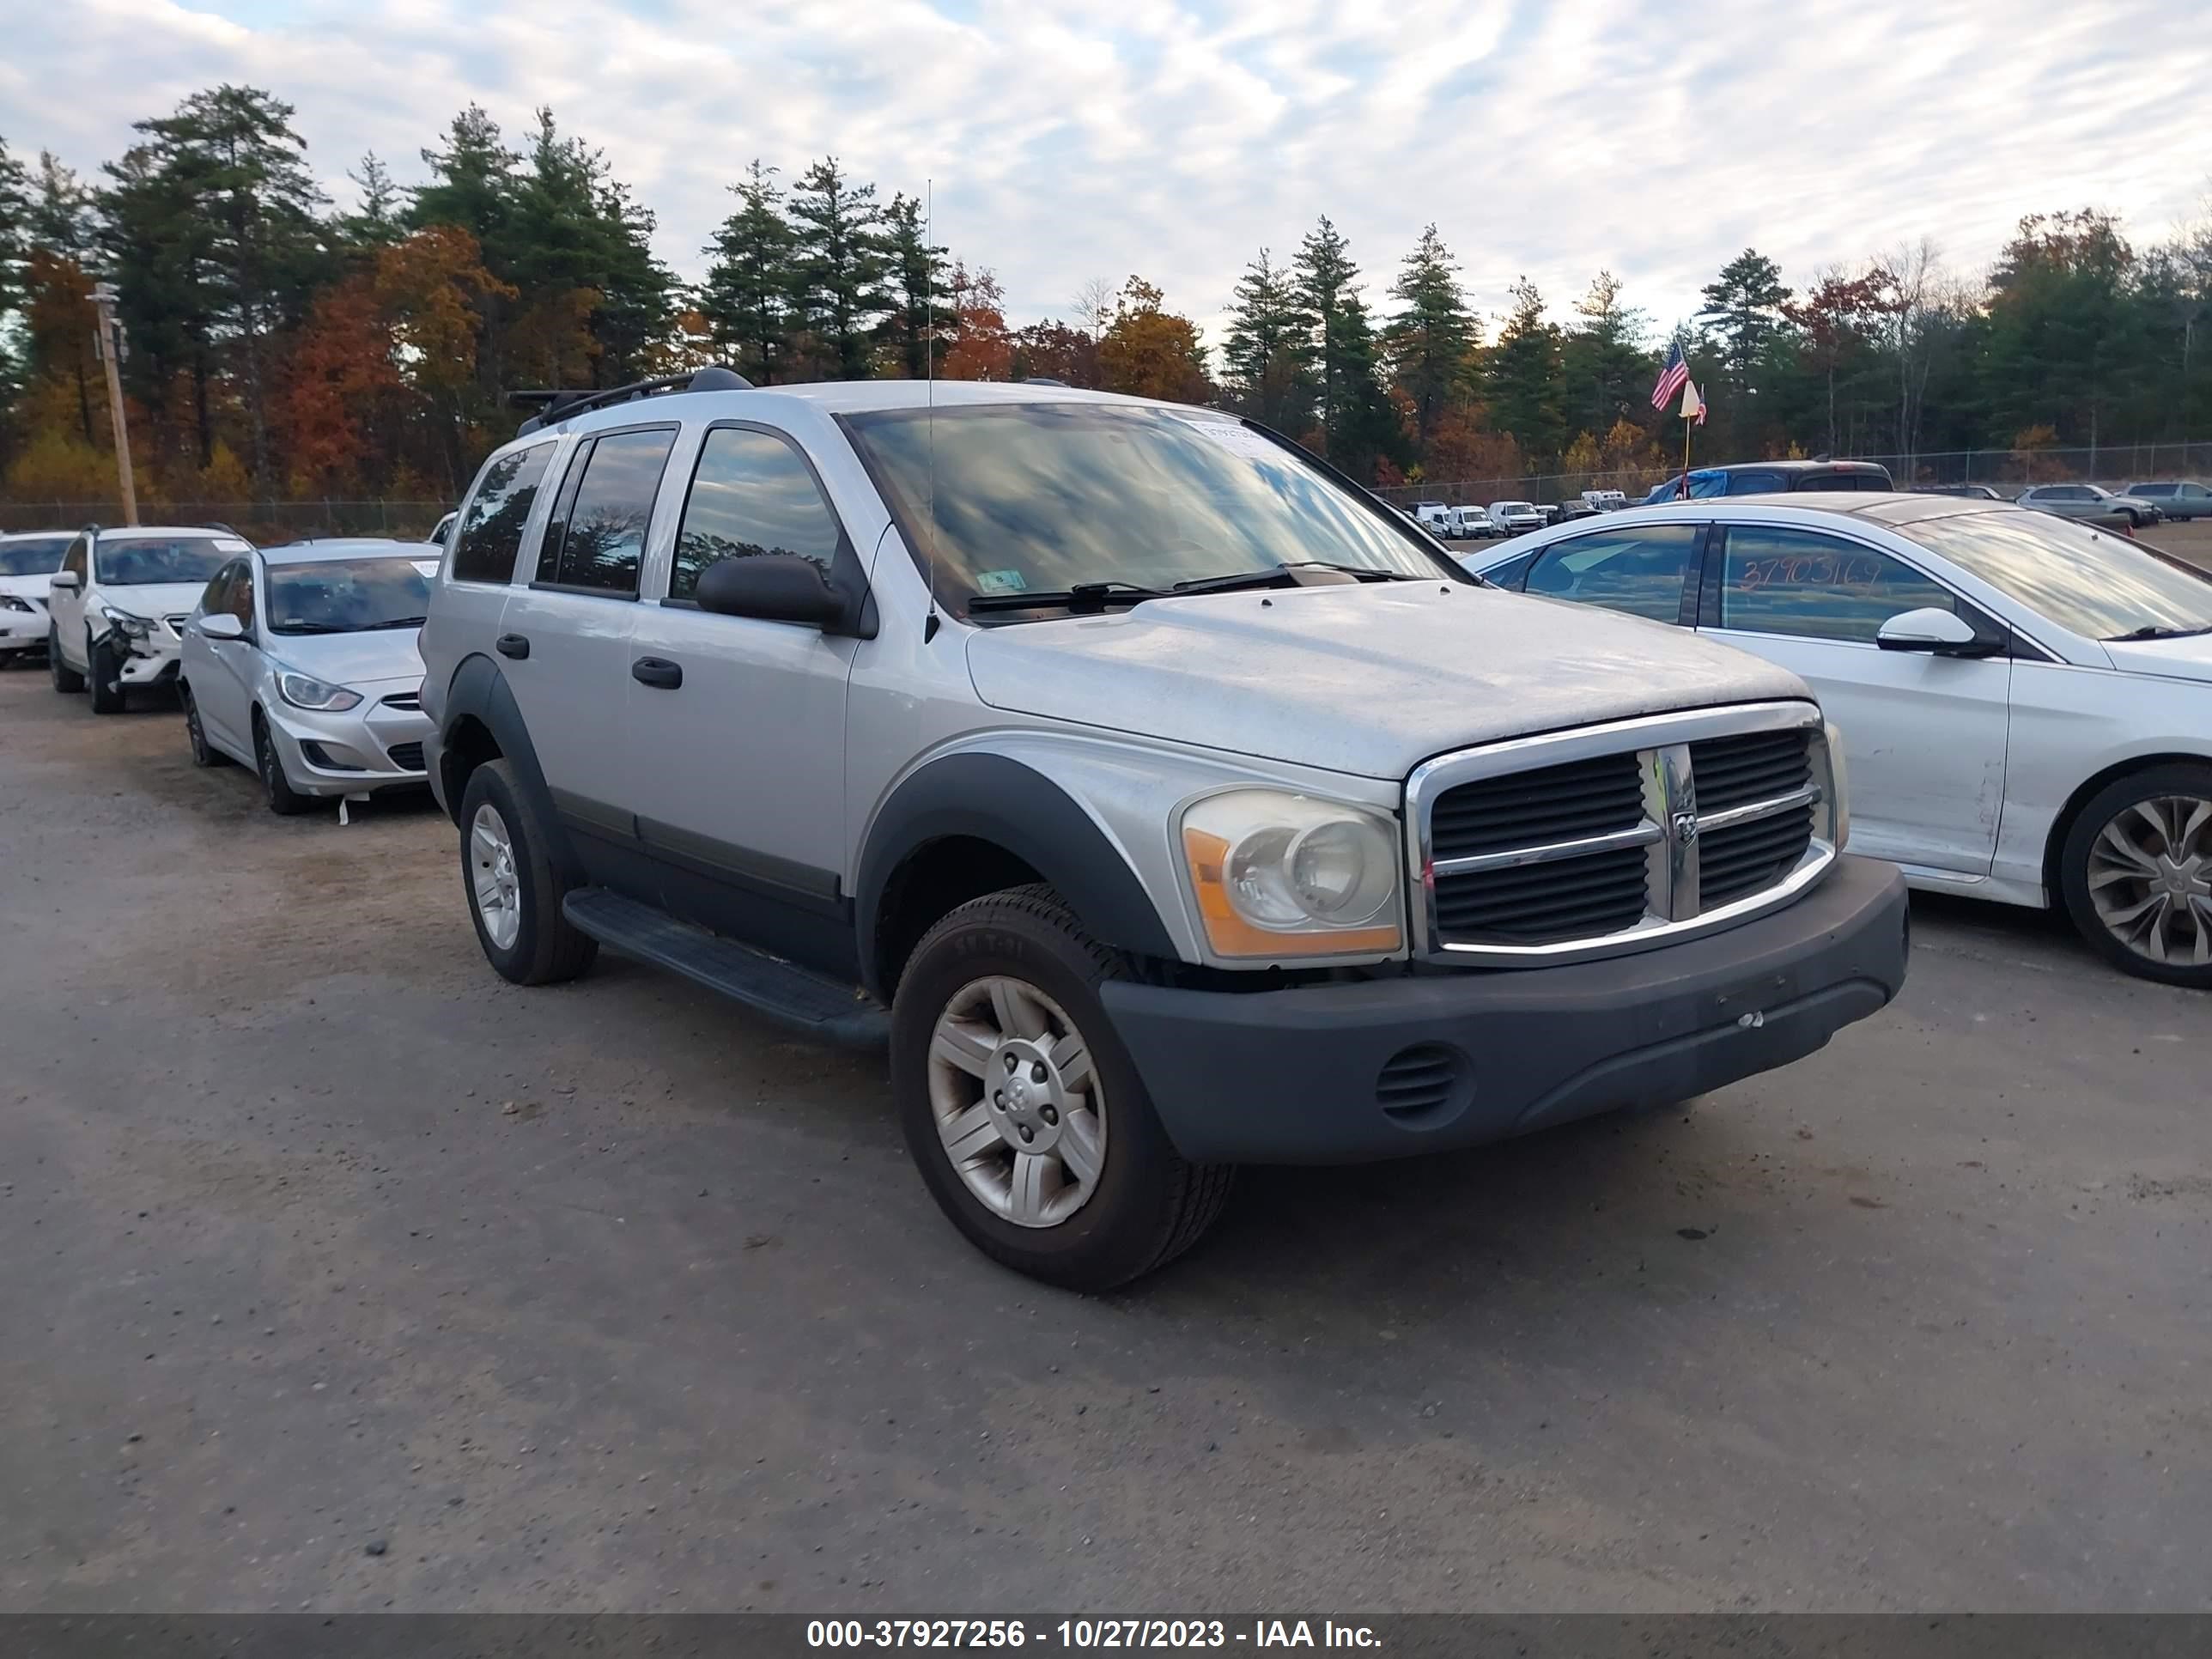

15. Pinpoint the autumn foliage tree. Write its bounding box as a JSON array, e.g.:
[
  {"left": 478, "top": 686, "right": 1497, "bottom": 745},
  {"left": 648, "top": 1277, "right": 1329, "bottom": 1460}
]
[{"left": 1097, "top": 277, "right": 1210, "bottom": 403}]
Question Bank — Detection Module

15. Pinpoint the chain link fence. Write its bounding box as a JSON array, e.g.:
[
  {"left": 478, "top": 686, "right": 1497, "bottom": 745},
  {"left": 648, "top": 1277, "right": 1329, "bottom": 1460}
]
[
  {"left": 0, "top": 501, "right": 449, "bottom": 544},
  {"left": 1372, "top": 441, "right": 2212, "bottom": 511}
]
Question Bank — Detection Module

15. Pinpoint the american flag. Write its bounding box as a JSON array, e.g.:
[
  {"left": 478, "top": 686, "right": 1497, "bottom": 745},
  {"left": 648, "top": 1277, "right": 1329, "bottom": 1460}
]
[{"left": 1651, "top": 343, "right": 1690, "bottom": 410}]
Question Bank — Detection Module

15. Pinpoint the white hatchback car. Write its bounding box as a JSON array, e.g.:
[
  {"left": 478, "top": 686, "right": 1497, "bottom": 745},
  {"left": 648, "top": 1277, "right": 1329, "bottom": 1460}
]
[
  {"left": 1463, "top": 495, "right": 2212, "bottom": 985},
  {"left": 47, "top": 525, "right": 253, "bottom": 712},
  {"left": 0, "top": 530, "right": 73, "bottom": 660}
]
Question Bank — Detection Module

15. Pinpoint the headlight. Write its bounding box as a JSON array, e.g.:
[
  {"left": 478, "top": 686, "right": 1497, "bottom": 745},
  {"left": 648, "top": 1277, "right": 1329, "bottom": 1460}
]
[
  {"left": 1178, "top": 790, "right": 1404, "bottom": 960},
  {"left": 1820, "top": 720, "right": 1850, "bottom": 851},
  {"left": 1, "top": 595, "right": 33, "bottom": 613},
  {"left": 276, "top": 669, "right": 362, "bottom": 712},
  {"left": 100, "top": 605, "right": 152, "bottom": 639}
]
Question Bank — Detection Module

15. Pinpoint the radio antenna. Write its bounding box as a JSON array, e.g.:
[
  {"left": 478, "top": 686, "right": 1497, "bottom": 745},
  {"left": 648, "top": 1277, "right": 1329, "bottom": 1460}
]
[{"left": 921, "top": 177, "right": 942, "bottom": 644}]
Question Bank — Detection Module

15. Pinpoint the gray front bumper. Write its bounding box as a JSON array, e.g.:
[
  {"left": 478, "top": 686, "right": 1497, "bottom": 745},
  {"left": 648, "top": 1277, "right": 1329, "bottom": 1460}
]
[{"left": 1101, "top": 855, "right": 1910, "bottom": 1164}]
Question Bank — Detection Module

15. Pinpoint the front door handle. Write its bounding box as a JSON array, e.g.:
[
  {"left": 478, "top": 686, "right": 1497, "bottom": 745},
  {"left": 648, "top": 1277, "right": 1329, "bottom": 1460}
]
[
  {"left": 495, "top": 633, "right": 530, "bottom": 659},
  {"left": 631, "top": 657, "right": 683, "bottom": 690}
]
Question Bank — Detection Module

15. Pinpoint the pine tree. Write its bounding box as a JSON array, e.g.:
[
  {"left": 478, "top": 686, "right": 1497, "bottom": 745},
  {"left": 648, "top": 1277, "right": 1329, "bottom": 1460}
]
[
  {"left": 130, "top": 85, "right": 328, "bottom": 482},
  {"left": 878, "top": 192, "right": 950, "bottom": 380},
  {"left": 1292, "top": 216, "right": 1356, "bottom": 444},
  {"left": 412, "top": 106, "right": 520, "bottom": 253},
  {"left": 1383, "top": 224, "right": 1479, "bottom": 441},
  {"left": 702, "top": 160, "right": 797, "bottom": 384},
  {"left": 340, "top": 152, "right": 405, "bottom": 252},
  {"left": 787, "top": 157, "right": 888, "bottom": 380},
  {"left": 1219, "top": 247, "right": 1313, "bottom": 432},
  {"left": 0, "top": 136, "right": 31, "bottom": 321},
  {"left": 1698, "top": 248, "right": 1793, "bottom": 451},
  {"left": 1486, "top": 277, "right": 1565, "bottom": 461},
  {"left": 99, "top": 137, "right": 223, "bottom": 467},
  {"left": 1559, "top": 270, "right": 1653, "bottom": 441}
]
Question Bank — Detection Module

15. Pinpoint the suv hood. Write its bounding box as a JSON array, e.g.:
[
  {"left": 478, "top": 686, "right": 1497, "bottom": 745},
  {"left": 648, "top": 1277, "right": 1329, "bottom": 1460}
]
[
  {"left": 966, "top": 582, "right": 1811, "bottom": 779},
  {"left": 265, "top": 628, "right": 424, "bottom": 690},
  {"left": 94, "top": 582, "right": 211, "bottom": 618}
]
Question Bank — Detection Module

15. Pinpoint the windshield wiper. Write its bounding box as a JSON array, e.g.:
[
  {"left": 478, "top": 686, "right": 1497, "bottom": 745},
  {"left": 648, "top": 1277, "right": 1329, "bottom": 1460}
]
[
  {"left": 967, "top": 580, "right": 1164, "bottom": 615},
  {"left": 2107, "top": 624, "right": 2212, "bottom": 641},
  {"left": 272, "top": 621, "right": 353, "bottom": 634},
  {"left": 1171, "top": 561, "right": 1425, "bottom": 596},
  {"left": 362, "top": 617, "right": 428, "bottom": 629}
]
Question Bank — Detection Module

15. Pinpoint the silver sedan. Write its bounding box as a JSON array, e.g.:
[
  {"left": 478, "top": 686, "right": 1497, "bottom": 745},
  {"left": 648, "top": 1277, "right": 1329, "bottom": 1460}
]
[{"left": 178, "top": 539, "right": 439, "bottom": 815}]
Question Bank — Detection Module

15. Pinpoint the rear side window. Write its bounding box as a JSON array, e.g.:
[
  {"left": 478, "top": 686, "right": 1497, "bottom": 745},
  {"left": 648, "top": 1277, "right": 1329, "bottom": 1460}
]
[
  {"left": 1717, "top": 526, "right": 1957, "bottom": 643},
  {"left": 2135, "top": 483, "right": 2174, "bottom": 497},
  {"left": 537, "top": 427, "right": 678, "bottom": 595},
  {"left": 1726, "top": 471, "right": 1785, "bottom": 495},
  {"left": 669, "top": 426, "right": 844, "bottom": 601},
  {"left": 452, "top": 444, "right": 553, "bottom": 584},
  {"left": 1523, "top": 523, "right": 1700, "bottom": 623}
]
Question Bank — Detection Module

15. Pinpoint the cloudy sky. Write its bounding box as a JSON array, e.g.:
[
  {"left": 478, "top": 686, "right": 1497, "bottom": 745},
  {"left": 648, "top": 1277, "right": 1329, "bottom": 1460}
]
[{"left": 5, "top": 0, "right": 2209, "bottom": 344}]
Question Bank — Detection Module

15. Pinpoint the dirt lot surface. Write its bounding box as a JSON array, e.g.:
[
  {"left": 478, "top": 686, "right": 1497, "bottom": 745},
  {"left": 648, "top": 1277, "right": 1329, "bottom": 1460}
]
[{"left": 2, "top": 670, "right": 2207, "bottom": 1613}]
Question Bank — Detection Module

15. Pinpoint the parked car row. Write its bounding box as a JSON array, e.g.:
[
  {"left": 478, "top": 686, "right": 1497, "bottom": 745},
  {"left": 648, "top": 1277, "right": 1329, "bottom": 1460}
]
[{"left": 21, "top": 372, "right": 2205, "bottom": 1291}]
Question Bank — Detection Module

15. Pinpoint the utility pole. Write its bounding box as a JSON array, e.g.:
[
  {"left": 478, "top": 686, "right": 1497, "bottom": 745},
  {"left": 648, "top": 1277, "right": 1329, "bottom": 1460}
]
[{"left": 90, "top": 283, "right": 139, "bottom": 526}]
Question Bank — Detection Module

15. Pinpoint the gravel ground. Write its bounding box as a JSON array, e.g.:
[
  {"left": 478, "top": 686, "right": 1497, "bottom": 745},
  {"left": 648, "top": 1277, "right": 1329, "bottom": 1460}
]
[{"left": 1, "top": 667, "right": 2206, "bottom": 1613}]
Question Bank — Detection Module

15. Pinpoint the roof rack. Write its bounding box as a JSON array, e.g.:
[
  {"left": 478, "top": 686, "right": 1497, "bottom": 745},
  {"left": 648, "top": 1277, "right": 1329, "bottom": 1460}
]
[{"left": 510, "top": 365, "right": 754, "bottom": 436}]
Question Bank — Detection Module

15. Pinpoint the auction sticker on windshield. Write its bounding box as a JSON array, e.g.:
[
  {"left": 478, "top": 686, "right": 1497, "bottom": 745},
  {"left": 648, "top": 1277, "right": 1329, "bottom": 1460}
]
[
  {"left": 975, "top": 569, "right": 1028, "bottom": 594},
  {"left": 1174, "top": 416, "right": 1280, "bottom": 460}
]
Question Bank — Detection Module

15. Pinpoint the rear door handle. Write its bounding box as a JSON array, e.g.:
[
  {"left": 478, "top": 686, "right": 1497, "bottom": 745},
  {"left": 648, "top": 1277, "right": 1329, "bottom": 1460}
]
[
  {"left": 495, "top": 633, "right": 530, "bottom": 659},
  {"left": 631, "top": 657, "right": 683, "bottom": 690}
]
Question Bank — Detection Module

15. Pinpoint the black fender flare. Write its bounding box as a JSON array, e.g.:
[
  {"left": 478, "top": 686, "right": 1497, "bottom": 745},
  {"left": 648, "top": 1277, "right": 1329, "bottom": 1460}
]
[
  {"left": 439, "top": 653, "right": 581, "bottom": 883},
  {"left": 855, "top": 751, "right": 1181, "bottom": 1000}
]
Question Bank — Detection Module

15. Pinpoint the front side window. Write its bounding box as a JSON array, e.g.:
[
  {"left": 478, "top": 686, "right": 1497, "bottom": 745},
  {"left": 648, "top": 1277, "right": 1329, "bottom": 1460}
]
[
  {"left": 452, "top": 443, "right": 553, "bottom": 585},
  {"left": 538, "top": 427, "right": 678, "bottom": 594},
  {"left": 227, "top": 562, "right": 258, "bottom": 627},
  {"left": 2134, "top": 483, "right": 2174, "bottom": 498},
  {"left": 0, "top": 536, "right": 70, "bottom": 577},
  {"left": 671, "top": 426, "right": 845, "bottom": 600},
  {"left": 198, "top": 562, "right": 237, "bottom": 617},
  {"left": 265, "top": 557, "right": 433, "bottom": 636},
  {"left": 842, "top": 404, "right": 1447, "bottom": 612},
  {"left": 1717, "top": 526, "right": 1958, "bottom": 643},
  {"left": 94, "top": 535, "right": 234, "bottom": 586},
  {"left": 1903, "top": 510, "right": 2212, "bottom": 641},
  {"left": 63, "top": 536, "right": 88, "bottom": 578},
  {"left": 1524, "top": 524, "right": 1699, "bottom": 623}
]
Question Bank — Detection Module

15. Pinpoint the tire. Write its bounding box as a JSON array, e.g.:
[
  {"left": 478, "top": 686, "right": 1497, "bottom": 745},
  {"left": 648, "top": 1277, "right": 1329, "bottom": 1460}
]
[
  {"left": 49, "top": 626, "right": 83, "bottom": 693},
  {"left": 180, "top": 682, "right": 225, "bottom": 768},
  {"left": 891, "top": 884, "right": 1234, "bottom": 1291},
  {"left": 2057, "top": 763, "right": 2212, "bottom": 988},
  {"left": 458, "top": 759, "right": 598, "bottom": 986},
  {"left": 253, "top": 713, "right": 314, "bottom": 816}
]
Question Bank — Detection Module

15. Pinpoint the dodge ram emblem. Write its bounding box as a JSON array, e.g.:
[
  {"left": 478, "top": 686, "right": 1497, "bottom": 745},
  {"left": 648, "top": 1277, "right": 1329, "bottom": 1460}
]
[{"left": 1672, "top": 808, "right": 1700, "bottom": 847}]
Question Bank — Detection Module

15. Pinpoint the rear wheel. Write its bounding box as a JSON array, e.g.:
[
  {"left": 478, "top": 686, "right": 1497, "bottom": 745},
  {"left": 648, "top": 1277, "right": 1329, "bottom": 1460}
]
[
  {"left": 86, "top": 631, "right": 125, "bottom": 714},
  {"left": 2059, "top": 763, "right": 2212, "bottom": 988},
  {"left": 891, "top": 885, "right": 1233, "bottom": 1291},
  {"left": 180, "top": 683, "right": 223, "bottom": 767},
  {"left": 49, "top": 626, "right": 82, "bottom": 693},
  {"left": 458, "top": 759, "right": 598, "bottom": 985}
]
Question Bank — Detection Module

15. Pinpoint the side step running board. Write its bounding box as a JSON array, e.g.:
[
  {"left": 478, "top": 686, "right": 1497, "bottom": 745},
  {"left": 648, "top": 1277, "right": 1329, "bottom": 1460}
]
[{"left": 562, "top": 888, "right": 888, "bottom": 1049}]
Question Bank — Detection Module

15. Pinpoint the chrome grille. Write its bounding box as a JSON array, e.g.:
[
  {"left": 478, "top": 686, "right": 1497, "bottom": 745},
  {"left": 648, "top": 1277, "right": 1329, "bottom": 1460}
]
[{"left": 1410, "top": 703, "right": 1836, "bottom": 964}]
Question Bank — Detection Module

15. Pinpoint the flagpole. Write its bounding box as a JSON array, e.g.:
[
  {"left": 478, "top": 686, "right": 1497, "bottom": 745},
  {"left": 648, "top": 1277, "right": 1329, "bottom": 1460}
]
[{"left": 1680, "top": 406, "right": 1694, "bottom": 498}]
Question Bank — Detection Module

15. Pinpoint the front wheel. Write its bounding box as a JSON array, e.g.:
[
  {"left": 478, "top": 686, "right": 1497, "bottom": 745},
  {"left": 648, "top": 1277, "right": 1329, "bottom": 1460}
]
[
  {"left": 181, "top": 683, "right": 224, "bottom": 767},
  {"left": 254, "top": 715, "right": 313, "bottom": 816},
  {"left": 891, "top": 885, "right": 1234, "bottom": 1291},
  {"left": 2059, "top": 763, "right": 2212, "bottom": 988},
  {"left": 86, "top": 632, "right": 125, "bottom": 714}
]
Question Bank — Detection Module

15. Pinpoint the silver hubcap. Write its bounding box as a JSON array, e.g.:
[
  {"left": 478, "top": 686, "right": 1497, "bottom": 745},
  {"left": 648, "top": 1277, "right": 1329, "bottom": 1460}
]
[
  {"left": 2088, "top": 794, "right": 2212, "bottom": 967},
  {"left": 470, "top": 804, "right": 522, "bottom": 951},
  {"left": 927, "top": 975, "right": 1106, "bottom": 1230}
]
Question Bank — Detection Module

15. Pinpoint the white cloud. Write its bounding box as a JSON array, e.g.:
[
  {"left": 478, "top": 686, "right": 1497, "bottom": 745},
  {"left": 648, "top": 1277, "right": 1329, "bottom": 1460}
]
[{"left": 5, "top": 0, "right": 2209, "bottom": 349}]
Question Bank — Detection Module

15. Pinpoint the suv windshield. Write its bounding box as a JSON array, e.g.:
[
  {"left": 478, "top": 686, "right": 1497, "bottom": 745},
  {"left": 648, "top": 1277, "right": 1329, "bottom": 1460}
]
[
  {"left": 94, "top": 536, "right": 233, "bottom": 586},
  {"left": 266, "top": 556, "right": 433, "bottom": 635},
  {"left": 1903, "top": 510, "right": 2212, "bottom": 640},
  {"left": 0, "top": 537, "right": 70, "bottom": 576},
  {"left": 843, "top": 404, "right": 1447, "bottom": 611}
]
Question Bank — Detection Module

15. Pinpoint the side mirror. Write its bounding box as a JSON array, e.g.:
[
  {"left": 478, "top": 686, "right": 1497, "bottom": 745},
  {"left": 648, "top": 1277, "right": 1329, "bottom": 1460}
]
[
  {"left": 50, "top": 570, "right": 81, "bottom": 592},
  {"left": 1877, "top": 606, "right": 1990, "bottom": 655},
  {"left": 198, "top": 612, "right": 246, "bottom": 641},
  {"left": 694, "top": 554, "right": 846, "bottom": 629}
]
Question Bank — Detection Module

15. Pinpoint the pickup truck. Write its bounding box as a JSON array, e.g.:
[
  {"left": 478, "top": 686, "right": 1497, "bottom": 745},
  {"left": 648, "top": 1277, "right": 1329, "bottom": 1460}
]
[{"left": 417, "top": 371, "right": 1909, "bottom": 1289}]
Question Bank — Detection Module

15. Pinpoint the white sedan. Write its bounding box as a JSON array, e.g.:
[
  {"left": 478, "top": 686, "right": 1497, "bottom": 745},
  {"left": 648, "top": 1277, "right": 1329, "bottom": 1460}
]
[{"left": 1462, "top": 495, "right": 2212, "bottom": 986}]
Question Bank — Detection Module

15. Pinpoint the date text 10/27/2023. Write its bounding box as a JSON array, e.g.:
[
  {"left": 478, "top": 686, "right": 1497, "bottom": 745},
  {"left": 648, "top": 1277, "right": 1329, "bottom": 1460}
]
[{"left": 805, "top": 1620, "right": 1383, "bottom": 1649}]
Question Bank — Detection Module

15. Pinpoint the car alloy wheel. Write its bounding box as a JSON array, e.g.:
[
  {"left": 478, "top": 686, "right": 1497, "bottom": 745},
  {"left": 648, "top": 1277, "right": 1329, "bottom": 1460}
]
[
  {"left": 2086, "top": 793, "right": 2212, "bottom": 969},
  {"left": 927, "top": 974, "right": 1107, "bottom": 1229},
  {"left": 469, "top": 802, "right": 523, "bottom": 952}
]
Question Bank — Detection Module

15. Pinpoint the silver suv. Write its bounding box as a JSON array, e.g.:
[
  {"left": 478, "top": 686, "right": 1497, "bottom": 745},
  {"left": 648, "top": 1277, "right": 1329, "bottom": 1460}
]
[{"left": 419, "top": 371, "right": 1909, "bottom": 1289}]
